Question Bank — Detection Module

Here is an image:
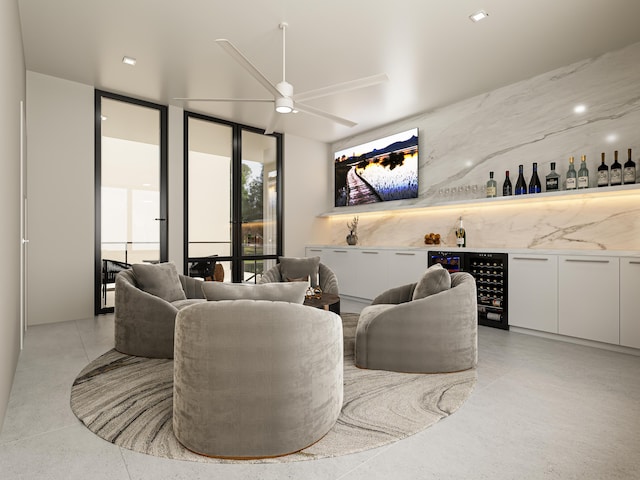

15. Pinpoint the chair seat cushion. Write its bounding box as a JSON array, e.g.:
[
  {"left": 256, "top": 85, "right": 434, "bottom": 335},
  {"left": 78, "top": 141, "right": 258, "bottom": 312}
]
[
  {"left": 131, "top": 262, "right": 187, "bottom": 302},
  {"left": 201, "top": 282, "right": 308, "bottom": 304},
  {"left": 171, "top": 299, "right": 207, "bottom": 310},
  {"left": 411, "top": 263, "right": 451, "bottom": 301}
]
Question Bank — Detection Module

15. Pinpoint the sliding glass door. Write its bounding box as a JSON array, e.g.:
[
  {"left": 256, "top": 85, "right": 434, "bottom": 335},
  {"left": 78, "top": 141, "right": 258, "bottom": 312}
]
[
  {"left": 95, "top": 91, "right": 168, "bottom": 313},
  {"left": 184, "top": 112, "right": 282, "bottom": 283}
]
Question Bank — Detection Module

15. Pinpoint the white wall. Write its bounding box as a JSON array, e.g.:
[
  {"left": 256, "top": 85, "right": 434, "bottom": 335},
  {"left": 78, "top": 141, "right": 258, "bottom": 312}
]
[
  {"left": 0, "top": 0, "right": 26, "bottom": 432},
  {"left": 282, "top": 134, "right": 332, "bottom": 256},
  {"left": 26, "top": 72, "right": 94, "bottom": 325}
]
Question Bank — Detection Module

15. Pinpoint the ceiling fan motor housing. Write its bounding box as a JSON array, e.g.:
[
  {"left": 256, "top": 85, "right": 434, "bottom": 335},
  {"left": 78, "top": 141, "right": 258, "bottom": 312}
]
[{"left": 275, "top": 81, "right": 294, "bottom": 113}]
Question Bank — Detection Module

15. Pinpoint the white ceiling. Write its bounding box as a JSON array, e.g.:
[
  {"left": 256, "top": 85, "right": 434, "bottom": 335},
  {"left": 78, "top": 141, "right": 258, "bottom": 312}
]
[{"left": 18, "top": 0, "right": 640, "bottom": 144}]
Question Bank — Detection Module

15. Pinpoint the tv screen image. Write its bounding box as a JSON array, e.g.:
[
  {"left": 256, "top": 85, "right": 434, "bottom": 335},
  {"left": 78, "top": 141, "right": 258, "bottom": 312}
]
[{"left": 334, "top": 128, "right": 418, "bottom": 207}]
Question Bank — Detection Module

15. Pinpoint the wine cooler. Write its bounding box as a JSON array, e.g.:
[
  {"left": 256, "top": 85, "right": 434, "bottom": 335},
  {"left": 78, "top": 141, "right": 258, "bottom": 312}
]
[{"left": 428, "top": 251, "right": 509, "bottom": 330}]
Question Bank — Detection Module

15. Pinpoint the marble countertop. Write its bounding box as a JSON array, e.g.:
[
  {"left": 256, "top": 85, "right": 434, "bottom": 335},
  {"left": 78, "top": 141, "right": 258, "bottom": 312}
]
[{"left": 306, "top": 244, "right": 640, "bottom": 257}]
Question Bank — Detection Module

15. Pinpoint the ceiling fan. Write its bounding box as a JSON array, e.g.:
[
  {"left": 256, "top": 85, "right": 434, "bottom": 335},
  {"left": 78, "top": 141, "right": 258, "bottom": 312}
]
[{"left": 174, "top": 22, "right": 388, "bottom": 134}]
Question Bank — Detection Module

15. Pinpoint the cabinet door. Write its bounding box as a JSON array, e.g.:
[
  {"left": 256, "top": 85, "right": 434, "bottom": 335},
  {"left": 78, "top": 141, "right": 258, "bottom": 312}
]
[
  {"left": 319, "top": 248, "right": 357, "bottom": 298},
  {"left": 508, "top": 254, "right": 558, "bottom": 333},
  {"left": 350, "top": 249, "right": 390, "bottom": 300},
  {"left": 620, "top": 257, "right": 640, "bottom": 349},
  {"left": 387, "top": 250, "right": 429, "bottom": 287},
  {"left": 558, "top": 256, "right": 619, "bottom": 344}
]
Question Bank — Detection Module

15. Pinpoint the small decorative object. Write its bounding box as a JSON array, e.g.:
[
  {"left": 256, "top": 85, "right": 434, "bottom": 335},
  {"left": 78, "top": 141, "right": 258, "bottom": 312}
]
[
  {"left": 346, "top": 216, "right": 359, "bottom": 245},
  {"left": 424, "top": 233, "right": 441, "bottom": 245},
  {"left": 305, "top": 285, "right": 316, "bottom": 298},
  {"left": 313, "top": 285, "right": 323, "bottom": 299}
]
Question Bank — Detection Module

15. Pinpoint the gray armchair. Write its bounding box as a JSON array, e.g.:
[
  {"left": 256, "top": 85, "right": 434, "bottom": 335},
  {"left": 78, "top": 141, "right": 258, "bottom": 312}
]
[
  {"left": 355, "top": 272, "right": 478, "bottom": 373},
  {"left": 260, "top": 262, "right": 339, "bottom": 295},
  {"left": 114, "top": 269, "right": 206, "bottom": 359}
]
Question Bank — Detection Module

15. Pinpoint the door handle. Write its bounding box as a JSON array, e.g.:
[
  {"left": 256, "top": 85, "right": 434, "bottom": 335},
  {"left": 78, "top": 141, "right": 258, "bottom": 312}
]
[{"left": 154, "top": 218, "right": 167, "bottom": 221}]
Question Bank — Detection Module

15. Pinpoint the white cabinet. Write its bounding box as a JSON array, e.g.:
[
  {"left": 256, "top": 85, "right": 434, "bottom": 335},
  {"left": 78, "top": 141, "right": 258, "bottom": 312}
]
[
  {"left": 620, "top": 257, "right": 640, "bottom": 349},
  {"left": 508, "top": 254, "right": 558, "bottom": 333},
  {"left": 387, "top": 250, "right": 429, "bottom": 287},
  {"left": 307, "top": 247, "right": 358, "bottom": 298},
  {"left": 349, "top": 249, "right": 390, "bottom": 299},
  {"left": 558, "top": 255, "right": 620, "bottom": 344}
]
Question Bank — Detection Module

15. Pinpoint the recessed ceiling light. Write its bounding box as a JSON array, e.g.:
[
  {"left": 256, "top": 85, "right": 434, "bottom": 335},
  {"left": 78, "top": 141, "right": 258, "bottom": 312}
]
[
  {"left": 574, "top": 104, "right": 587, "bottom": 114},
  {"left": 122, "top": 56, "right": 137, "bottom": 66},
  {"left": 469, "top": 10, "right": 488, "bottom": 22}
]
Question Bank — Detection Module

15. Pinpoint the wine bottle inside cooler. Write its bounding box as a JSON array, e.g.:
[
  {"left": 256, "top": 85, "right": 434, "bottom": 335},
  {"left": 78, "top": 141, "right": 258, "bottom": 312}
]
[
  {"left": 623, "top": 148, "right": 636, "bottom": 184},
  {"left": 610, "top": 150, "right": 622, "bottom": 186},
  {"left": 528, "top": 162, "right": 542, "bottom": 193},
  {"left": 514, "top": 165, "right": 527, "bottom": 195},
  {"left": 597, "top": 152, "right": 609, "bottom": 187}
]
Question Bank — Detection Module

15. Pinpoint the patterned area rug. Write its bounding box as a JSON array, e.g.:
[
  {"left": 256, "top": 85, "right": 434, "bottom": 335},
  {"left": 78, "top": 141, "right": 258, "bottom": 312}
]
[{"left": 70, "top": 313, "right": 476, "bottom": 463}]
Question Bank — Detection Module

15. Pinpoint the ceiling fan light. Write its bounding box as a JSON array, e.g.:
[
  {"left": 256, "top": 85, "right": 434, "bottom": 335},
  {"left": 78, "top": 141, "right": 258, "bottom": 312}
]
[{"left": 275, "top": 97, "right": 294, "bottom": 114}]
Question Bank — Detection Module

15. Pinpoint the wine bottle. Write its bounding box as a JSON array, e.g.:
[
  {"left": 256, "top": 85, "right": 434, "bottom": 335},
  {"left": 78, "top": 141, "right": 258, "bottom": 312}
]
[
  {"left": 577, "top": 155, "right": 589, "bottom": 189},
  {"left": 486, "top": 171, "right": 497, "bottom": 198},
  {"left": 528, "top": 162, "right": 542, "bottom": 193},
  {"left": 545, "top": 162, "right": 560, "bottom": 191},
  {"left": 514, "top": 164, "right": 527, "bottom": 195},
  {"left": 455, "top": 216, "right": 466, "bottom": 248},
  {"left": 566, "top": 156, "right": 577, "bottom": 190},
  {"left": 502, "top": 170, "right": 513, "bottom": 196},
  {"left": 610, "top": 150, "right": 622, "bottom": 186},
  {"left": 597, "top": 152, "right": 609, "bottom": 187},
  {"left": 623, "top": 148, "right": 636, "bottom": 184}
]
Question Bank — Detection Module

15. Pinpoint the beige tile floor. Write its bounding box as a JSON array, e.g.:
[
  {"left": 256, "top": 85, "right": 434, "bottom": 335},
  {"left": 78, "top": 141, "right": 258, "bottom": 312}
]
[{"left": 1, "top": 314, "right": 639, "bottom": 480}]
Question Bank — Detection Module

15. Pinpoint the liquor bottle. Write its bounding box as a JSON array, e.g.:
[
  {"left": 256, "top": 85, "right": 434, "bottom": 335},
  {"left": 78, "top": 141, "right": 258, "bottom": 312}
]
[
  {"left": 455, "top": 216, "right": 466, "bottom": 248},
  {"left": 610, "top": 150, "right": 622, "bottom": 186},
  {"left": 502, "top": 170, "right": 513, "bottom": 196},
  {"left": 486, "top": 171, "right": 497, "bottom": 198},
  {"left": 545, "top": 162, "right": 560, "bottom": 191},
  {"left": 514, "top": 164, "right": 527, "bottom": 195},
  {"left": 623, "top": 148, "right": 636, "bottom": 184},
  {"left": 566, "top": 156, "right": 577, "bottom": 190},
  {"left": 528, "top": 162, "right": 542, "bottom": 193},
  {"left": 577, "top": 155, "right": 589, "bottom": 189},
  {"left": 597, "top": 152, "right": 609, "bottom": 187}
]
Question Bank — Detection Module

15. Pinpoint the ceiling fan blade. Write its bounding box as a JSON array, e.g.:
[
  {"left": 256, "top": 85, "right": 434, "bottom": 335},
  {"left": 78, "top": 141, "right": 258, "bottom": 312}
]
[
  {"left": 294, "top": 102, "right": 357, "bottom": 128},
  {"left": 216, "top": 39, "right": 282, "bottom": 99},
  {"left": 264, "top": 110, "right": 281, "bottom": 135},
  {"left": 173, "top": 98, "right": 273, "bottom": 103},
  {"left": 293, "top": 73, "right": 388, "bottom": 103}
]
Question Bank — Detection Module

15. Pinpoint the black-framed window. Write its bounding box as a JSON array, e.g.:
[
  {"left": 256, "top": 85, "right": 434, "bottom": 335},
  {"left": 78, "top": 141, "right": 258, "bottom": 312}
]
[
  {"left": 95, "top": 90, "right": 168, "bottom": 314},
  {"left": 183, "top": 111, "right": 283, "bottom": 283}
]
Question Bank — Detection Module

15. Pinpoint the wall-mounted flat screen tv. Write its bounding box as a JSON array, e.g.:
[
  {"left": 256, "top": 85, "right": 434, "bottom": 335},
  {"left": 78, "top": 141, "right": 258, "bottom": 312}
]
[{"left": 334, "top": 127, "right": 418, "bottom": 207}]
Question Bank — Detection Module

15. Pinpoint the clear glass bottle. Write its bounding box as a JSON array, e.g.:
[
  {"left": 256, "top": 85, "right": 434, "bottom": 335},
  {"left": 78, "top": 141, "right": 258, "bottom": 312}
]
[
  {"left": 545, "top": 162, "right": 560, "bottom": 191},
  {"left": 502, "top": 170, "right": 512, "bottom": 196},
  {"left": 566, "top": 156, "right": 577, "bottom": 190},
  {"left": 623, "top": 148, "right": 636, "bottom": 184},
  {"left": 610, "top": 150, "right": 622, "bottom": 186},
  {"left": 577, "top": 155, "right": 589, "bottom": 189},
  {"left": 514, "top": 164, "right": 527, "bottom": 195},
  {"left": 528, "top": 162, "right": 542, "bottom": 193},
  {"left": 597, "top": 152, "right": 609, "bottom": 187},
  {"left": 486, "top": 171, "right": 497, "bottom": 198},
  {"left": 455, "top": 216, "right": 466, "bottom": 248}
]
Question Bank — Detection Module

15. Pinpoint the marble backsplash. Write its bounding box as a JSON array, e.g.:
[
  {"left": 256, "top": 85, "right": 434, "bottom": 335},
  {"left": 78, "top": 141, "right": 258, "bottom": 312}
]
[{"left": 315, "top": 41, "right": 640, "bottom": 252}]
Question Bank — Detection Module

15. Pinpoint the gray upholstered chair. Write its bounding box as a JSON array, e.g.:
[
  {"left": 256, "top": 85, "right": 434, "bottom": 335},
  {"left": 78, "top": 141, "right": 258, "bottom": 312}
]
[
  {"left": 355, "top": 271, "right": 478, "bottom": 373},
  {"left": 173, "top": 300, "right": 344, "bottom": 458},
  {"left": 260, "top": 257, "right": 340, "bottom": 312},
  {"left": 114, "top": 267, "right": 206, "bottom": 359}
]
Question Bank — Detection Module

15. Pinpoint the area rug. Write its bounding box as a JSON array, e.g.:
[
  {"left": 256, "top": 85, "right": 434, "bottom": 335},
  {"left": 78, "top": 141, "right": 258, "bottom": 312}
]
[{"left": 70, "top": 313, "right": 476, "bottom": 463}]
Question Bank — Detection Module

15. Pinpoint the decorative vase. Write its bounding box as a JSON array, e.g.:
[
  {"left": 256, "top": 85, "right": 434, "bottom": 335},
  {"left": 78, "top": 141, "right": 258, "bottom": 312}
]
[{"left": 346, "top": 231, "right": 358, "bottom": 245}]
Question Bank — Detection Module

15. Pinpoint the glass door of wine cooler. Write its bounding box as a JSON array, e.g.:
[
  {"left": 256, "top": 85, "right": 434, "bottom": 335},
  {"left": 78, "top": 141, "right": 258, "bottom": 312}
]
[{"left": 466, "top": 253, "right": 509, "bottom": 330}]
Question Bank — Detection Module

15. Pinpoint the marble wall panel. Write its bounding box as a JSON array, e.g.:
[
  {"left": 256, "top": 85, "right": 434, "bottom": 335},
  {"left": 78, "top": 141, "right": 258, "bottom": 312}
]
[{"left": 317, "top": 42, "right": 640, "bottom": 251}]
